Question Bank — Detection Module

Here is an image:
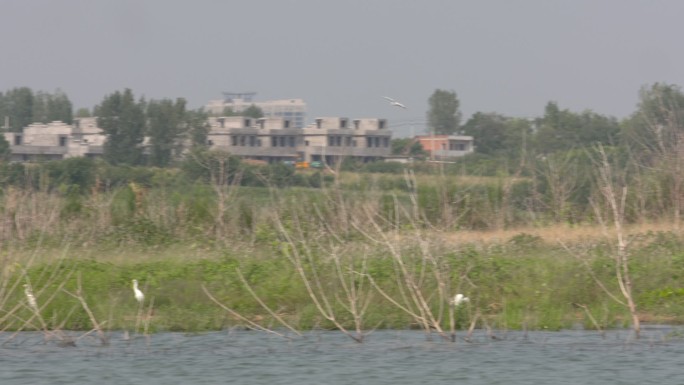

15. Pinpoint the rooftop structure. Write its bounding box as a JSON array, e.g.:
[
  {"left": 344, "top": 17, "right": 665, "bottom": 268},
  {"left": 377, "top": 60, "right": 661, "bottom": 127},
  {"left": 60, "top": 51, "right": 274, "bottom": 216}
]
[{"left": 206, "top": 93, "right": 307, "bottom": 128}]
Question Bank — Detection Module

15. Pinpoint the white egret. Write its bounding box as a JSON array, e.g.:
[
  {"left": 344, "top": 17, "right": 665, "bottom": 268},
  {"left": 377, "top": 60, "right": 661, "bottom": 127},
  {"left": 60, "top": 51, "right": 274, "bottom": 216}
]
[
  {"left": 132, "top": 279, "right": 144, "bottom": 303},
  {"left": 452, "top": 293, "right": 469, "bottom": 306},
  {"left": 383, "top": 96, "right": 407, "bottom": 109},
  {"left": 23, "top": 284, "right": 38, "bottom": 312}
]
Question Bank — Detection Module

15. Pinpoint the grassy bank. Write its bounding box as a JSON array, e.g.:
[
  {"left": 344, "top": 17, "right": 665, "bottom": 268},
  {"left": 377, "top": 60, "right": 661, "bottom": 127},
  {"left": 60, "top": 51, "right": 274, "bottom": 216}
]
[{"left": 3, "top": 225, "right": 684, "bottom": 336}]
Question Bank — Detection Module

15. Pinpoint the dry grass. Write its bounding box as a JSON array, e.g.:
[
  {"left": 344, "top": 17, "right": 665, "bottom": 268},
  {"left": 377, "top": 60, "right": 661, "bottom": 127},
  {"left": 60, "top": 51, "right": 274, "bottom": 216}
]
[{"left": 440, "top": 220, "right": 683, "bottom": 246}]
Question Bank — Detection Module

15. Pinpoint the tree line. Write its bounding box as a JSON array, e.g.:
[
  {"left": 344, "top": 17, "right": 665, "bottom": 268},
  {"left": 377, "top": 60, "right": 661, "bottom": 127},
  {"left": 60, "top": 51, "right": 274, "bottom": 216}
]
[
  {"left": 0, "top": 88, "right": 267, "bottom": 167},
  {"left": 425, "top": 84, "right": 682, "bottom": 160},
  {"left": 1, "top": 84, "right": 683, "bottom": 172}
]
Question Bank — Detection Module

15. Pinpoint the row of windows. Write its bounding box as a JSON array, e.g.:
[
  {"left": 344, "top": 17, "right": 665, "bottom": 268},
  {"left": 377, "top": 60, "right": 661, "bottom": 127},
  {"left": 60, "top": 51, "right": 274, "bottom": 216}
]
[
  {"left": 367, "top": 136, "right": 390, "bottom": 148},
  {"left": 229, "top": 135, "right": 298, "bottom": 147},
  {"left": 12, "top": 135, "right": 68, "bottom": 146},
  {"left": 449, "top": 143, "right": 467, "bottom": 151},
  {"left": 227, "top": 134, "right": 390, "bottom": 149},
  {"left": 328, "top": 135, "right": 355, "bottom": 147}
]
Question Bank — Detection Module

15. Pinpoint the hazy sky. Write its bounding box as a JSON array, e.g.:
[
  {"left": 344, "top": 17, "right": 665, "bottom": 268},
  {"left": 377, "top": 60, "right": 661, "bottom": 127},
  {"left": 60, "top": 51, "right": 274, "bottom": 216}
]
[{"left": 3, "top": 0, "right": 684, "bottom": 136}]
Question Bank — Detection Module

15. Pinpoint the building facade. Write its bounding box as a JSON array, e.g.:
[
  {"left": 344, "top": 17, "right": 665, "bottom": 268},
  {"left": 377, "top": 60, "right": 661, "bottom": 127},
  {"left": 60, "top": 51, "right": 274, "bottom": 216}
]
[
  {"left": 206, "top": 93, "right": 307, "bottom": 129},
  {"left": 3, "top": 118, "right": 105, "bottom": 162},
  {"left": 415, "top": 135, "right": 475, "bottom": 159},
  {"left": 206, "top": 116, "right": 391, "bottom": 164},
  {"left": 3, "top": 116, "right": 391, "bottom": 164}
]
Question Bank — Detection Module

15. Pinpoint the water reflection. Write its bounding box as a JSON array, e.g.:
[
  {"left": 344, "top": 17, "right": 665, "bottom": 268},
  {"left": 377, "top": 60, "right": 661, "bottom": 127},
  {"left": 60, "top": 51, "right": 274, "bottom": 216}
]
[{"left": 1, "top": 326, "right": 683, "bottom": 385}]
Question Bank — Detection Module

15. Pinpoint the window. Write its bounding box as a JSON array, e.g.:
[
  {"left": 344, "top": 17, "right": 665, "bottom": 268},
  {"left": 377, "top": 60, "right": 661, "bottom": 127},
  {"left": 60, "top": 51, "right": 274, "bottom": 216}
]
[
  {"left": 374, "top": 137, "right": 380, "bottom": 147},
  {"left": 353, "top": 120, "right": 360, "bottom": 129},
  {"left": 316, "top": 118, "right": 322, "bottom": 129},
  {"left": 271, "top": 137, "right": 278, "bottom": 147},
  {"left": 328, "top": 136, "right": 335, "bottom": 146},
  {"left": 340, "top": 118, "right": 348, "bottom": 129},
  {"left": 207, "top": 139, "right": 214, "bottom": 146},
  {"left": 59, "top": 136, "right": 67, "bottom": 146},
  {"left": 249, "top": 136, "right": 256, "bottom": 147},
  {"left": 14, "top": 135, "right": 21, "bottom": 145},
  {"left": 244, "top": 118, "right": 251, "bottom": 127},
  {"left": 231, "top": 136, "right": 237, "bottom": 146},
  {"left": 218, "top": 118, "right": 225, "bottom": 128},
  {"left": 279, "top": 136, "right": 286, "bottom": 147},
  {"left": 284, "top": 120, "right": 290, "bottom": 128},
  {"left": 378, "top": 120, "right": 386, "bottom": 129},
  {"left": 239, "top": 136, "right": 246, "bottom": 146},
  {"left": 366, "top": 137, "right": 372, "bottom": 147},
  {"left": 345, "top": 137, "right": 352, "bottom": 146},
  {"left": 383, "top": 137, "right": 389, "bottom": 147},
  {"left": 288, "top": 136, "right": 295, "bottom": 147}
]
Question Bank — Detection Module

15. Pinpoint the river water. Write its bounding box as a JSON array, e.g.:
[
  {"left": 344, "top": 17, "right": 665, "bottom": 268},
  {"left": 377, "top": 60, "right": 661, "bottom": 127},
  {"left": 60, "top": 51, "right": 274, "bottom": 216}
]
[{"left": 1, "top": 326, "right": 683, "bottom": 384}]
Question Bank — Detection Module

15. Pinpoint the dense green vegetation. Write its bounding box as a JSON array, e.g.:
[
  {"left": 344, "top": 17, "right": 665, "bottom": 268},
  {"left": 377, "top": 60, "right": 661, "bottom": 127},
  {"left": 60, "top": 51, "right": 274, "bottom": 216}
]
[{"left": 3, "top": 83, "right": 684, "bottom": 339}]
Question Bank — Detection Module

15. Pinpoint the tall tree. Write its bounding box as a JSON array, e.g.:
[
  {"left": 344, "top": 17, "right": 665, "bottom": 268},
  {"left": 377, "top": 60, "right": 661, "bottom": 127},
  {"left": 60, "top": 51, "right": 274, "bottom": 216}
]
[
  {"left": 31, "top": 89, "right": 73, "bottom": 124},
  {"left": 462, "top": 112, "right": 508, "bottom": 155},
  {"left": 185, "top": 108, "right": 211, "bottom": 148},
  {"left": 0, "top": 134, "right": 10, "bottom": 161},
  {"left": 3, "top": 87, "right": 34, "bottom": 132},
  {"left": 534, "top": 102, "right": 619, "bottom": 154},
  {"left": 96, "top": 89, "right": 146, "bottom": 165},
  {"left": 463, "top": 112, "right": 533, "bottom": 159},
  {"left": 427, "top": 89, "right": 462, "bottom": 135},
  {"left": 623, "top": 82, "right": 684, "bottom": 226},
  {"left": 146, "top": 98, "right": 187, "bottom": 167},
  {"left": 47, "top": 89, "right": 73, "bottom": 124}
]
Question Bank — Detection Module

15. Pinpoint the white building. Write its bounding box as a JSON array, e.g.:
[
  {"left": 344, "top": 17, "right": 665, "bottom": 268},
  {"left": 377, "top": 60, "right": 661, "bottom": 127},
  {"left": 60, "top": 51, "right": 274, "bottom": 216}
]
[
  {"left": 4, "top": 118, "right": 105, "bottom": 161},
  {"left": 206, "top": 92, "right": 307, "bottom": 128}
]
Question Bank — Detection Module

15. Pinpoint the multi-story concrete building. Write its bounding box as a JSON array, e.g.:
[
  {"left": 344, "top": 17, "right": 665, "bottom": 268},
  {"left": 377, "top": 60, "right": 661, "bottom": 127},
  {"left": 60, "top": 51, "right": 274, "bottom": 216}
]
[
  {"left": 300, "top": 117, "right": 391, "bottom": 164},
  {"left": 206, "top": 116, "right": 391, "bottom": 164},
  {"left": 3, "top": 115, "right": 391, "bottom": 165},
  {"left": 206, "top": 92, "right": 307, "bottom": 129},
  {"left": 3, "top": 118, "right": 105, "bottom": 162}
]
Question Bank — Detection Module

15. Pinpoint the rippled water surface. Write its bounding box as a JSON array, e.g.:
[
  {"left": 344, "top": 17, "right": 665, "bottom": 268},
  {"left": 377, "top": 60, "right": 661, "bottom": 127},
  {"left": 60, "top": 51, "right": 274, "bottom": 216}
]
[{"left": 2, "top": 327, "right": 683, "bottom": 384}]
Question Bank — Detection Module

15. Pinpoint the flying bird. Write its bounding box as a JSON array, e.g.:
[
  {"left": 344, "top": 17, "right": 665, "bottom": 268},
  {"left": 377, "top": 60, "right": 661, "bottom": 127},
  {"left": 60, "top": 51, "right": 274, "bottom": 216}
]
[
  {"left": 383, "top": 96, "right": 407, "bottom": 109},
  {"left": 132, "top": 279, "right": 144, "bottom": 303}
]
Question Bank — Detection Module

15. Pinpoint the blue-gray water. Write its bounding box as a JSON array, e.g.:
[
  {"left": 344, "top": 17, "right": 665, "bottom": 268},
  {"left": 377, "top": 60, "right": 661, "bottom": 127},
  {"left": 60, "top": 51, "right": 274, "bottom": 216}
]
[{"left": 2, "top": 327, "right": 683, "bottom": 384}]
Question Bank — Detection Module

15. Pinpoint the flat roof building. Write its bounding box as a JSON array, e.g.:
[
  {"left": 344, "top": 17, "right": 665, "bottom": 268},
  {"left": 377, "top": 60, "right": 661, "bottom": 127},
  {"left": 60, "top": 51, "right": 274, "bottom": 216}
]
[{"left": 206, "top": 93, "right": 307, "bottom": 129}]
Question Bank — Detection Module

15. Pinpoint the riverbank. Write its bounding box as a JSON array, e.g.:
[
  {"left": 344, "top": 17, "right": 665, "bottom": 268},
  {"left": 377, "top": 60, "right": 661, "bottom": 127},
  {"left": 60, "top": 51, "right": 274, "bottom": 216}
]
[{"left": 3, "top": 222, "right": 684, "bottom": 334}]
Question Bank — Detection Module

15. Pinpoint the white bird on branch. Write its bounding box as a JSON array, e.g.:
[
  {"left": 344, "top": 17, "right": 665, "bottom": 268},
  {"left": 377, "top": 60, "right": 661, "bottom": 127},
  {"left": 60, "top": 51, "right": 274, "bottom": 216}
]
[
  {"left": 383, "top": 96, "right": 407, "bottom": 109},
  {"left": 132, "top": 279, "right": 144, "bottom": 304},
  {"left": 451, "top": 293, "right": 469, "bottom": 306}
]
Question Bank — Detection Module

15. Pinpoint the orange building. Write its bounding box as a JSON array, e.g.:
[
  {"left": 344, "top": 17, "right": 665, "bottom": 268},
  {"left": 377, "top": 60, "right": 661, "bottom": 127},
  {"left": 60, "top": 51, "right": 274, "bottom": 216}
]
[{"left": 415, "top": 135, "right": 474, "bottom": 159}]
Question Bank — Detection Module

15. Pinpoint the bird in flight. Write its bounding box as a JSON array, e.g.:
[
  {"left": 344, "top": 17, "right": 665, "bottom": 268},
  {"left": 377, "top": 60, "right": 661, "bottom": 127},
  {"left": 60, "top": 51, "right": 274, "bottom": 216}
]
[{"left": 383, "top": 96, "right": 407, "bottom": 109}]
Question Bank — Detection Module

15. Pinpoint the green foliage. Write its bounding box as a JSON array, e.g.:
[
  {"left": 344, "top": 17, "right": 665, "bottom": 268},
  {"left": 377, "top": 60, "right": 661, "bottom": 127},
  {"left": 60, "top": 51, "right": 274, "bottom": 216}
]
[
  {"left": 427, "top": 89, "right": 462, "bottom": 135},
  {"left": 96, "top": 89, "right": 146, "bottom": 165},
  {"left": 0, "top": 133, "right": 10, "bottom": 162},
  {"left": 390, "top": 138, "right": 426, "bottom": 157},
  {"left": 242, "top": 104, "right": 264, "bottom": 119},
  {"left": 533, "top": 102, "right": 619, "bottom": 154},
  {"left": 146, "top": 98, "right": 187, "bottom": 167},
  {"left": 1, "top": 87, "right": 34, "bottom": 132}
]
